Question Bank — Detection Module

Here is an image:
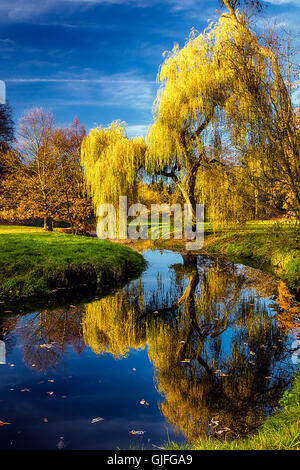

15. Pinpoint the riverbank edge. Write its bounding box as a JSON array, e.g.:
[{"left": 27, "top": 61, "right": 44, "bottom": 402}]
[
  {"left": 0, "top": 232, "right": 147, "bottom": 302},
  {"left": 154, "top": 228, "right": 300, "bottom": 294},
  {"left": 164, "top": 369, "right": 300, "bottom": 450}
]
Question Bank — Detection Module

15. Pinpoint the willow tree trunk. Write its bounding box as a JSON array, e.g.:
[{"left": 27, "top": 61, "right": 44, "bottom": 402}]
[{"left": 44, "top": 216, "right": 53, "bottom": 231}]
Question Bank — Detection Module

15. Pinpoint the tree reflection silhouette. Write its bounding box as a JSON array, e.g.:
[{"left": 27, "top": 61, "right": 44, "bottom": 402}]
[{"left": 1, "top": 253, "right": 298, "bottom": 442}]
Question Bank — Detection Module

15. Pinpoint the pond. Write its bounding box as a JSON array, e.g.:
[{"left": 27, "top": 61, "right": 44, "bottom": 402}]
[{"left": 0, "top": 249, "right": 298, "bottom": 450}]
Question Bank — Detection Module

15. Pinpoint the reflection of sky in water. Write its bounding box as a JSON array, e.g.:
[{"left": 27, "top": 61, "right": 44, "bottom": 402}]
[{"left": 0, "top": 249, "right": 298, "bottom": 449}]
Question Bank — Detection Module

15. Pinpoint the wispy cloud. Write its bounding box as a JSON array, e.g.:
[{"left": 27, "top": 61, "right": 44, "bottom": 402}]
[
  {"left": 0, "top": 0, "right": 205, "bottom": 22},
  {"left": 264, "top": 0, "right": 300, "bottom": 5},
  {"left": 6, "top": 73, "right": 158, "bottom": 113},
  {"left": 6, "top": 78, "right": 155, "bottom": 83}
]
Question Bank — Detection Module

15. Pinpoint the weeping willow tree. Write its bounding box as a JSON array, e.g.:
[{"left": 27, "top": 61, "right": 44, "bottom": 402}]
[
  {"left": 146, "top": 0, "right": 299, "bottom": 223},
  {"left": 145, "top": 15, "right": 243, "bottom": 223},
  {"left": 81, "top": 121, "right": 146, "bottom": 211}
]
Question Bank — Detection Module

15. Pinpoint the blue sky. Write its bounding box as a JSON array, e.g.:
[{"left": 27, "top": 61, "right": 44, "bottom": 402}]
[{"left": 0, "top": 0, "right": 299, "bottom": 137}]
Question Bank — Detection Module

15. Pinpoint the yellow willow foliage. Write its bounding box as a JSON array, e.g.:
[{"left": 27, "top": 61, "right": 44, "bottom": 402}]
[
  {"left": 82, "top": 290, "right": 146, "bottom": 359},
  {"left": 145, "top": 12, "right": 266, "bottom": 174},
  {"left": 81, "top": 121, "right": 146, "bottom": 208},
  {"left": 195, "top": 165, "right": 254, "bottom": 227}
]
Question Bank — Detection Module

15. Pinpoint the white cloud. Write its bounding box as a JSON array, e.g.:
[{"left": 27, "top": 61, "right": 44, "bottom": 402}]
[{"left": 126, "top": 124, "right": 148, "bottom": 136}]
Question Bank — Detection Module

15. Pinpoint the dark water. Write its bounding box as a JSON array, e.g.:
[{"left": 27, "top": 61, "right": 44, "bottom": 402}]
[{"left": 0, "top": 249, "right": 299, "bottom": 450}]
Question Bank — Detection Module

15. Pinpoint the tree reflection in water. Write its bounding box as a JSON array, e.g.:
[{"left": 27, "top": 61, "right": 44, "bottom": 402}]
[{"left": 1, "top": 251, "right": 298, "bottom": 444}]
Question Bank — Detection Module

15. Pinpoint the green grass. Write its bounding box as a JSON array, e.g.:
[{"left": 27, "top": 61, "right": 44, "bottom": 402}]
[
  {"left": 165, "top": 369, "right": 300, "bottom": 450},
  {"left": 203, "top": 220, "right": 300, "bottom": 292},
  {"left": 0, "top": 226, "right": 146, "bottom": 300}
]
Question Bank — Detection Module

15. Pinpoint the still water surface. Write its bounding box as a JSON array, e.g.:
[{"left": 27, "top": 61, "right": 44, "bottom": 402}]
[{"left": 0, "top": 249, "right": 298, "bottom": 449}]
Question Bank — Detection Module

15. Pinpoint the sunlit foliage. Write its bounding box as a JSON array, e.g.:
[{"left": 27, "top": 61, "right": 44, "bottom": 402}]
[{"left": 81, "top": 121, "right": 146, "bottom": 209}]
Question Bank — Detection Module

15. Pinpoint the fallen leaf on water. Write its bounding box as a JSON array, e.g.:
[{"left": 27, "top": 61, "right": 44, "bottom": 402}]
[
  {"left": 56, "top": 437, "right": 65, "bottom": 450},
  {"left": 140, "top": 399, "right": 149, "bottom": 406},
  {"left": 91, "top": 417, "right": 104, "bottom": 424},
  {"left": 48, "top": 379, "right": 54, "bottom": 383},
  {"left": 37, "top": 381, "right": 45, "bottom": 384},
  {"left": 21, "top": 389, "right": 30, "bottom": 392},
  {"left": 132, "top": 368, "right": 136, "bottom": 371},
  {"left": 0, "top": 421, "right": 11, "bottom": 426},
  {"left": 46, "top": 391, "right": 54, "bottom": 396},
  {"left": 129, "top": 430, "right": 145, "bottom": 435},
  {"left": 265, "top": 376, "right": 272, "bottom": 379},
  {"left": 43, "top": 418, "right": 48, "bottom": 423},
  {"left": 9, "top": 364, "right": 15, "bottom": 367}
]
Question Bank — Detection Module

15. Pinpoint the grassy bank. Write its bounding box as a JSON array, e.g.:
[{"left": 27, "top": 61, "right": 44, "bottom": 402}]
[
  {"left": 154, "top": 221, "right": 300, "bottom": 293},
  {"left": 0, "top": 226, "right": 146, "bottom": 300},
  {"left": 203, "top": 222, "right": 299, "bottom": 292},
  {"left": 165, "top": 369, "right": 300, "bottom": 450}
]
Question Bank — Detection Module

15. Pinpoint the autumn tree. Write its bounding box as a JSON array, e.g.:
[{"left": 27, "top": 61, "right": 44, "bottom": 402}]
[
  {"left": 15, "top": 108, "right": 60, "bottom": 230},
  {"left": 52, "top": 118, "right": 93, "bottom": 233},
  {"left": 0, "top": 110, "right": 92, "bottom": 232}
]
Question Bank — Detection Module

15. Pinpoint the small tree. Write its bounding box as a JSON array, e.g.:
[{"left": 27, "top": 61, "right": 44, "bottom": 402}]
[{"left": 81, "top": 121, "right": 146, "bottom": 210}]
